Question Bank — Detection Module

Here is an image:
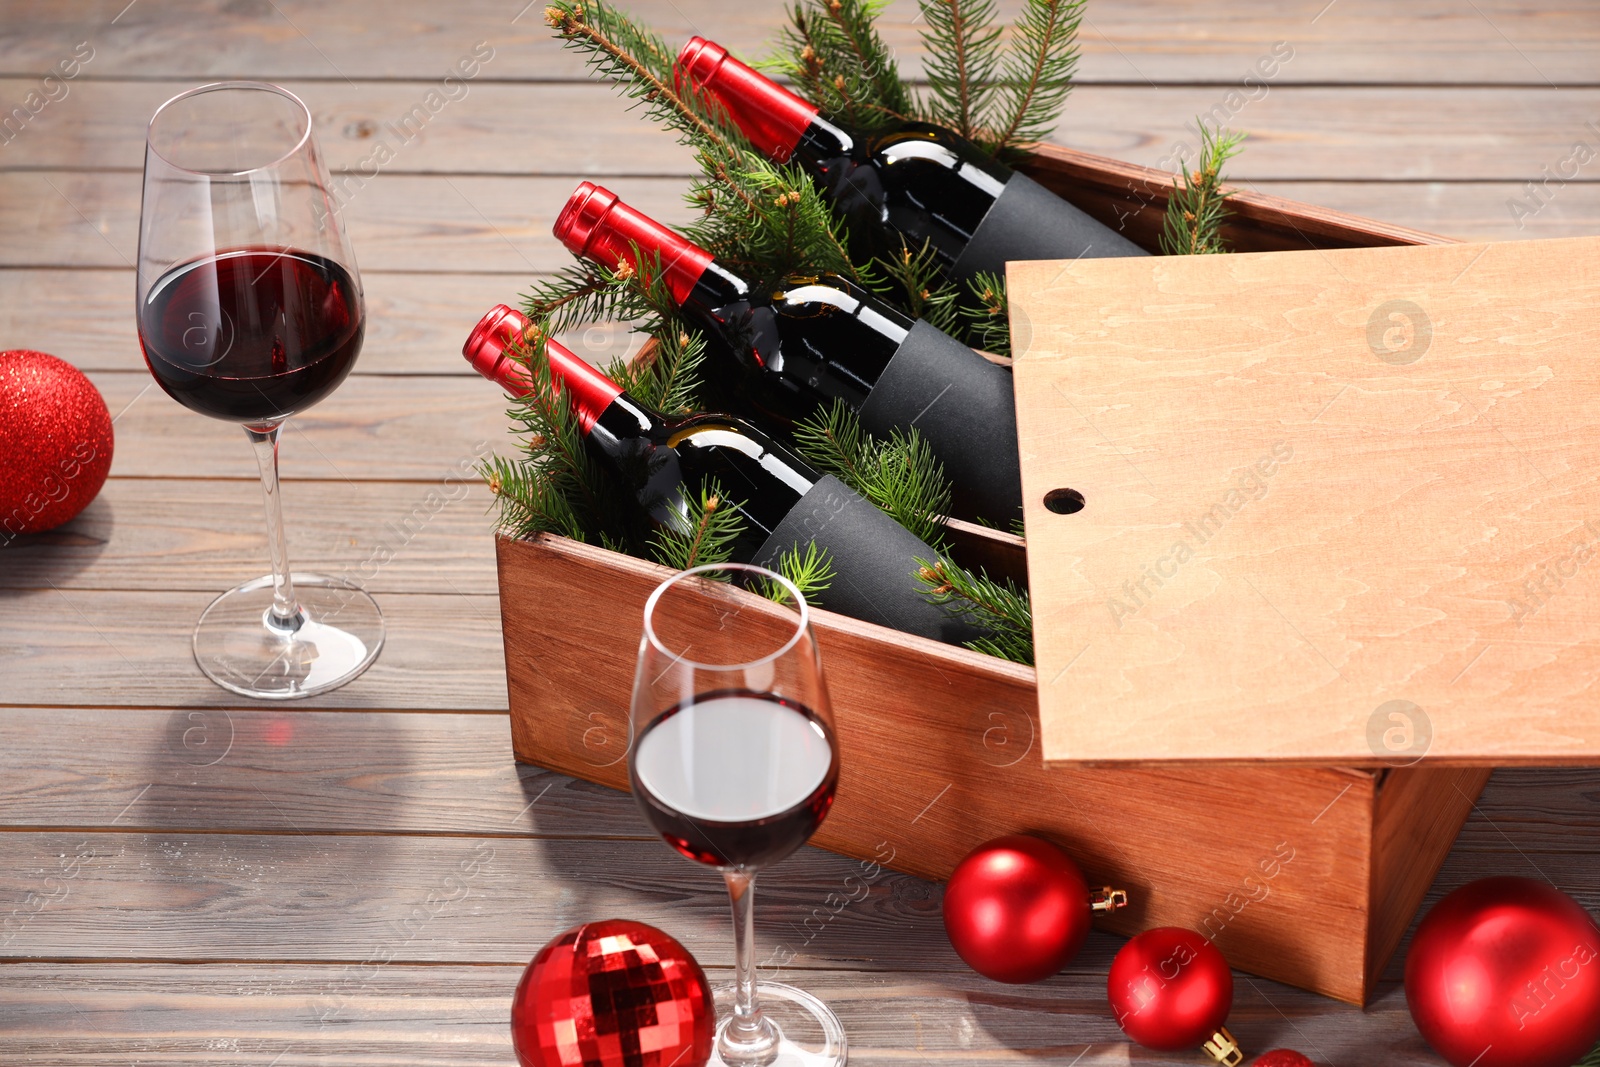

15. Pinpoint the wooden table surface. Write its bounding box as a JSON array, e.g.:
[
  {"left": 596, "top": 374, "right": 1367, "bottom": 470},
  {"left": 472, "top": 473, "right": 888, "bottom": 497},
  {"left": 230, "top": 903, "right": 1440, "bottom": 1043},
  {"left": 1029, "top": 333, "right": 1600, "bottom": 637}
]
[{"left": 2, "top": 1, "right": 1598, "bottom": 1063}]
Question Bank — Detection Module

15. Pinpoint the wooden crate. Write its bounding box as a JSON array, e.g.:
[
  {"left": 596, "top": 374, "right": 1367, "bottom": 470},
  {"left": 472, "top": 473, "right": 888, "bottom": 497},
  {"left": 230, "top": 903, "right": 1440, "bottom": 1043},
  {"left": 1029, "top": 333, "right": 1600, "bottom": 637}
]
[{"left": 495, "top": 144, "right": 1490, "bottom": 1005}]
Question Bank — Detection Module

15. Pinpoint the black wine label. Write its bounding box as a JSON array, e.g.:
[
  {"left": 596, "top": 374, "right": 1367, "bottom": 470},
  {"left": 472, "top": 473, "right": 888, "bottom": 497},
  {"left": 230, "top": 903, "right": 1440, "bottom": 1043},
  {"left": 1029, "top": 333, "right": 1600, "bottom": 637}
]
[
  {"left": 752, "top": 474, "right": 984, "bottom": 646},
  {"left": 858, "top": 319, "right": 1023, "bottom": 525},
  {"left": 951, "top": 170, "right": 1148, "bottom": 281}
]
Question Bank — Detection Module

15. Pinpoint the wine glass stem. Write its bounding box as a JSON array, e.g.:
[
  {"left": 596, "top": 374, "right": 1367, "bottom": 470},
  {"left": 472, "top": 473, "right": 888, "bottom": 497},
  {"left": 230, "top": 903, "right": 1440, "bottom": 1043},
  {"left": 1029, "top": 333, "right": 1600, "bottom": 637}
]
[
  {"left": 246, "top": 423, "right": 303, "bottom": 630},
  {"left": 721, "top": 869, "right": 778, "bottom": 1065}
]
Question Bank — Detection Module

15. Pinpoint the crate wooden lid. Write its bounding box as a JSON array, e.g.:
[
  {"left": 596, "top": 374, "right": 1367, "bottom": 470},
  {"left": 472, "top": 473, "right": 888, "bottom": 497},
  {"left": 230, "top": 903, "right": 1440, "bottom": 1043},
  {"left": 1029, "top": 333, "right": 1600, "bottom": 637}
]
[{"left": 1009, "top": 235, "right": 1600, "bottom": 766}]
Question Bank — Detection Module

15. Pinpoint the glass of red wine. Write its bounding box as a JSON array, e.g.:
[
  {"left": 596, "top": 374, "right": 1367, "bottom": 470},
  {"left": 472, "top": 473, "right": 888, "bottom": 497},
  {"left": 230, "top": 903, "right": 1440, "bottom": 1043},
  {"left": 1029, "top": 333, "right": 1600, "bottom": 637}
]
[
  {"left": 630, "top": 563, "right": 845, "bottom": 1067},
  {"left": 136, "top": 82, "right": 383, "bottom": 699}
]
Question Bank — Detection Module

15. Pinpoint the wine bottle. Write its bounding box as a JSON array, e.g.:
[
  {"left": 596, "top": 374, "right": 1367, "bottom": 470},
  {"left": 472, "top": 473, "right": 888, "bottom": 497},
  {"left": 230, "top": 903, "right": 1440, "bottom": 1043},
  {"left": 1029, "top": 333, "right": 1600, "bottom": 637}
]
[
  {"left": 552, "top": 182, "right": 1023, "bottom": 525},
  {"left": 463, "top": 303, "right": 981, "bottom": 646},
  {"left": 675, "top": 37, "right": 1149, "bottom": 280}
]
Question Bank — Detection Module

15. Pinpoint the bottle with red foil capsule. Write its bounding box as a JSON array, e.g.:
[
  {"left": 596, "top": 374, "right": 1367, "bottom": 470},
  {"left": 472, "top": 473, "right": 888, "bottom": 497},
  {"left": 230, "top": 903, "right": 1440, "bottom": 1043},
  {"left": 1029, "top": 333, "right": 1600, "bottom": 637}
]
[
  {"left": 464, "top": 304, "right": 981, "bottom": 646},
  {"left": 675, "top": 37, "right": 1148, "bottom": 280},
  {"left": 552, "top": 181, "right": 1023, "bottom": 525}
]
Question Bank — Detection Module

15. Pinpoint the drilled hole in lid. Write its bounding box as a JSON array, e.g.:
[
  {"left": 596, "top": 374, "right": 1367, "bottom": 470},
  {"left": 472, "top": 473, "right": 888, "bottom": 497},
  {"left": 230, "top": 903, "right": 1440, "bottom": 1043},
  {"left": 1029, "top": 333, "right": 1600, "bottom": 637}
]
[{"left": 1043, "top": 488, "right": 1085, "bottom": 515}]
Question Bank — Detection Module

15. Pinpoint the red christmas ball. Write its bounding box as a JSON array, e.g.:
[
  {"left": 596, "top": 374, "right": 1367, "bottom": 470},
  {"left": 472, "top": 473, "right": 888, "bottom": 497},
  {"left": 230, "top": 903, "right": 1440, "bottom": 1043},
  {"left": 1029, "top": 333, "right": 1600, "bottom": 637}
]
[
  {"left": 511, "top": 919, "right": 713, "bottom": 1067},
  {"left": 1108, "top": 927, "right": 1233, "bottom": 1052},
  {"left": 1252, "top": 1051, "right": 1314, "bottom": 1067},
  {"left": 0, "top": 350, "right": 113, "bottom": 537},
  {"left": 1405, "top": 876, "right": 1600, "bottom": 1067},
  {"left": 943, "top": 834, "right": 1091, "bottom": 983}
]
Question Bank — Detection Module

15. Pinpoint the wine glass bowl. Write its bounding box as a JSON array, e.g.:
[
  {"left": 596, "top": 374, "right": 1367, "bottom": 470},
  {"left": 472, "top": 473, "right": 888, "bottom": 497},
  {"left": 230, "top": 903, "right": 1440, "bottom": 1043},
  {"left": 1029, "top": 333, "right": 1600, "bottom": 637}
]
[
  {"left": 136, "top": 82, "right": 382, "bottom": 700},
  {"left": 630, "top": 564, "right": 846, "bottom": 1067}
]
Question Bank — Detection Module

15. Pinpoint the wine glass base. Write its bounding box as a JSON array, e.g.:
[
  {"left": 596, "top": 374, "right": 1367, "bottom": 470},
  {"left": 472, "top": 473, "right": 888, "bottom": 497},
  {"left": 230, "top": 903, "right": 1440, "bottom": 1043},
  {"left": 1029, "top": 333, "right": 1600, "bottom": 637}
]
[
  {"left": 192, "top": 574, "right": 383, "bottom": 700},
  {"left": 711, "top": 982, "right": 847, "bottom": 1067}
]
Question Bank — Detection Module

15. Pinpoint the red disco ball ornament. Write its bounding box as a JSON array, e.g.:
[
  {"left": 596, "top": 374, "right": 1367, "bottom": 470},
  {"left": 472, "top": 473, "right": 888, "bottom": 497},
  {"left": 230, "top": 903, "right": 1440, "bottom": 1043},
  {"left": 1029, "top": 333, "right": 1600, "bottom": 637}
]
[
  {"left": 1405, "top": 876, "right": 1600, "bottom": 1067},
  {"left": 511, "top": 919, "right": 714, "bottom": 1067},
  {"left": 1252, "top": 1052, "right": 1314, "bottom": 1067},
  {"left": 0, "top": 350, "right": 113, "bottom": 538},
  {"left": 1108, "top": 927, "right": 1241, "bottom": 1064},
  {"left": 942, "top": 834, "right": 1127, "bottom": 984}
]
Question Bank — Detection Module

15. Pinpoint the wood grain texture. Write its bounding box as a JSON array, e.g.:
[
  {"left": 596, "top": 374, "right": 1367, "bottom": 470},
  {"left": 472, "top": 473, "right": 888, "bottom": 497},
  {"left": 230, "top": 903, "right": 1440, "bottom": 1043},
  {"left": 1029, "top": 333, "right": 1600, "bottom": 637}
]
[
  {"left": 6, "top": 78, "right": 1600, "bottom": 181},
  {"left": 0, "top": 707, "right": 645, "bottom": 838},
  {"left": 0, "top": 171, "right": 695, "bottom": 272},
  {"left": 0, "top": 589, "right": 506, "bottom": 710},
  {"left": 1, "top": 0, "right": 1594, "bottom": 84},
  {"left": 0, "top": 959, "right": 1469, "bottom": 1067},
  {"left": 2, "top": 478, "right": 499, "bottom": 594},
  {"left": 1011, "top": 235, "right": 1600, "bottom": 764},
  {"left": 87, "top": 371, "right": 506, "bottom": 481},
  {"left": 5, "top": 171, "right": 1596, "bottom": 280},
  {"left": 0, "top": 269, "right": 629, "bottom": 376},
  {"left": 3, "top": 0, "right": 1598, "bottom": 1061}
]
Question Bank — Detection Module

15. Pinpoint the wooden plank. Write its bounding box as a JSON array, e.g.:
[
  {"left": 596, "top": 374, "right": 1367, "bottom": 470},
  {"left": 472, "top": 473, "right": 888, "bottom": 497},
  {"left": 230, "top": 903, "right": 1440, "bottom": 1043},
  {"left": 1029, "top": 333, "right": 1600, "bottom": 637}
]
[
  {"left": 0, "top": 830, "right": 954, "bottom": 968},
  {"left": 6, "top": 172, "right": 1597, "bottom": 279},
  {"left": 2, "top": 479, "right": 499, "bottom": 594},
  {"left": 0, "top": 708, "right": 647, "bottom": 838},
  {"left": 88, "top": 371, "right": 508, "bottom": 481},
  {"left": 0, "top": 171, "right": 695, "bottom": 272},
  {"left": 0, "top": 270, "right": 641, "bottom": 376},
  {"left": 0, "top": 590, "right": 507, "bottom": 710},
  {"left": 6, "top": 78, "right": 1600, "bottom": 182},
  {"left": 0, "top": 0, "right": 1594, "bottom": 85},
  {"left": 0, "top": 961, "right": 1442, "bottom": 1067},
  {"left": 1012, "top": 235, "right": 1600, "bottom": 764}
]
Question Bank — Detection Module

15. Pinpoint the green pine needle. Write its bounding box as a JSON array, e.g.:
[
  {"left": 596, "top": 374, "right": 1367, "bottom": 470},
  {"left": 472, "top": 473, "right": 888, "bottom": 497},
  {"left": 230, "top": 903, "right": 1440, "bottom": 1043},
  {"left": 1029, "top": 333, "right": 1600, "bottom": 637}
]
[
  {"left": 985, "top": 0, "right": 1085, "bottom": 156},
  {"left": 916, "top": 557, "right": 1034, "bottom": 663},
  {"left": 756, "top": 540, "right": 837, "bottom": 607},
  {"left": 773, "top": 0, "right": 912, "bottom": 134},
  {"left": 647, "top": 479, "right": 746, "bottom": 571},
  {"left": 1575, "top": 1041, "right": 1600, "bottom": 1067},
  {"left": 1160, "top": 123, "right": 1244, "bottom": 256},
  {"left": 867, "top": 239, "right": 963, "bottom": 338},
  {"left": 918, "top": 0, "right": 1002, "bottom": 141},
  {"left": 793, "top": 400, "right": 952, "bottom": 550},
  {"left": 959, "top": 270, "right": 1010, "bottom": 357}
]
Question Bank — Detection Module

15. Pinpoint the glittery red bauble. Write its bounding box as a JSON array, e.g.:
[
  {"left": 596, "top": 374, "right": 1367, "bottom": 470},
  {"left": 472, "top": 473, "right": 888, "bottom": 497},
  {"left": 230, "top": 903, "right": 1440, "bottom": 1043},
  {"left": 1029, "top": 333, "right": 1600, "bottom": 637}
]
[
  {"left": 1405, "top": 877, "right": 1600, "bottom": 1067},
  {"left": 1252, "top": 1051, "right": 1314, "bottom": 1067},
  {"left": 1108, "top": 927, "right": 1233, "bottom": 1051},
  {"left": 0, "top": 350, "right": 113, "bottom": 537},
  {"left": 511, "top": 919, "right": 714, "bottom": 1067},
  {"left": 942, "top": 834, "right": 1090, "bottom": 983}
]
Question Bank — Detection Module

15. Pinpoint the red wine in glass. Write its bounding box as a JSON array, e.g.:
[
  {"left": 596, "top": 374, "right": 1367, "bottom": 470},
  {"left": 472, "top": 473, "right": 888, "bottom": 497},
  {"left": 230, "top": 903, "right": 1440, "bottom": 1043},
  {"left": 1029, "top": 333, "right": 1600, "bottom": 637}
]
[
  {"left": 631, "top": 689, "right": 839, "bottom": 870},
  {"left": 137, "top": 81, "right": 383, "bottom": 700},
  {"left": 139, "top": 247, "right": 363, "bottom": 424}
]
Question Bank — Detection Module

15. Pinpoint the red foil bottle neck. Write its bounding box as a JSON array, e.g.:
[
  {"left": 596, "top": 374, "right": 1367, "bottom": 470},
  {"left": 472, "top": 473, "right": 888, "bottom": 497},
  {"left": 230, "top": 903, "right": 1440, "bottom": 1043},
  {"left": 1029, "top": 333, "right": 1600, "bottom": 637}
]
[
  {"left": 461, "top": 304, "right": 622, "bottom": 433},
  {"left": 675, "top": 36, "right": 818, "bottom": 162},
  {"left": 553, "top": 182, "right": 713, "bottom": 306}
]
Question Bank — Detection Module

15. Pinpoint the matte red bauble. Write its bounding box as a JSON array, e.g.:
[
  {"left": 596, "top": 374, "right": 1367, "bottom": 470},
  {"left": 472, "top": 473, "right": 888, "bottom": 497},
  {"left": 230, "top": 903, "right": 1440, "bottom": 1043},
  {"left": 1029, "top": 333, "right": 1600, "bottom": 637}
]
[
  {"left": 1251, "top": 1051, "right": 1314, "bottom": 1067},
  {"left": 511, "top": 919, "right": 714, "bottom": 1067},
  {"left": 1405, "top": 876, "right": 1600, "bottom": 1067},
  {"left": 1108, "top": 927, "right": 1241, "bottom": 1064},
  {"left": 943, "top": 834, "right": 1125, "bottom": 984},
  {"left": 0, "top": 350, "right": 113, "bottom": 537}
]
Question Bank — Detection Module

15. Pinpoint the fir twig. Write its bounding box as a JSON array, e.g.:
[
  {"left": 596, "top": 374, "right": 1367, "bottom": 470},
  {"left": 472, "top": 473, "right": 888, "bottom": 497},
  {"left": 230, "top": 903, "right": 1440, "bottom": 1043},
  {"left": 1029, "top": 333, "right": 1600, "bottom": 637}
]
[
  {"left": 773, "top": 0, "right": 913, "bottom": 132},
  {"left": 794, "top": 400, "right": 952, "bottom": 550},
  {"left": 868, "top": 239, "right": 963, "bottom": 337},
  {"left": 917, "top": 0, "right": 1001, "bottom": 141},
  {"left": 986, "top": 0, "right": 1085, "bottom": 155},
  {"left": 1159, "top": 123, "right": 1244, "bottom": 256},
  {"left": 480, "top": 332, "right": 629, "bottom": 546},
  {"left": 756, "top": 541, "right": 837, "bottom": 607},
  {"left": 648, "top": 480, "right": 745, "bottom": 571},
  {"left": 916, "top": 558, "right": 1034, "bottom": 663},
  {"left": 959, "top": 270, "right": 1010, "bottom": 357}
]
